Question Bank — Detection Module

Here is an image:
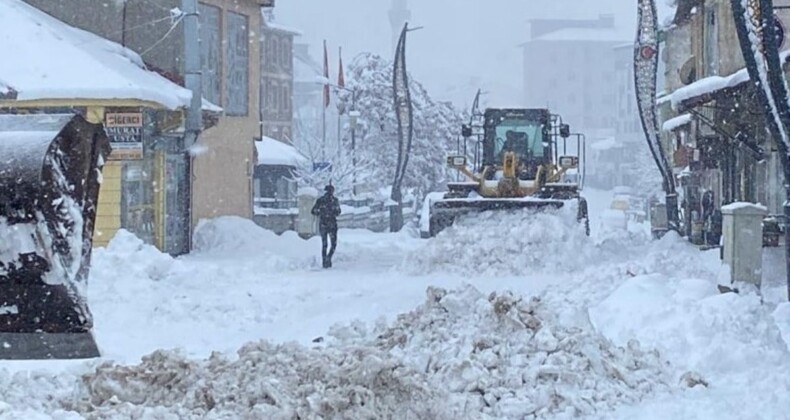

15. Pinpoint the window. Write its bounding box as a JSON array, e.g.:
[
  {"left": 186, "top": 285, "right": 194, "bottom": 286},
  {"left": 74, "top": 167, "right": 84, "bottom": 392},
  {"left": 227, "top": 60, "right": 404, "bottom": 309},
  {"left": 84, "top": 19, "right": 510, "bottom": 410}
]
[
  {"left": 225, "top": 11, "right": 249, "bottom": 116},
  {"left": 281, "top": 37, "right": 290, "bottom": 70},
  {"left": 282, "top": 84, "right": 289, "bottom": 114},
  {"left": 272, "top": 80, "right": 280, "bottom": 114},
  {"left": 272, "top": 37, "right": 280, "bottom": 68},
  {"left": 705, "top": 9, "right": 719, "bottom": 76},
  {"left": 264, "top": 36, "right": 275, "bottom": 72},
  {"left": 198, "top": 4, "right": 221, "bottom": 105}
]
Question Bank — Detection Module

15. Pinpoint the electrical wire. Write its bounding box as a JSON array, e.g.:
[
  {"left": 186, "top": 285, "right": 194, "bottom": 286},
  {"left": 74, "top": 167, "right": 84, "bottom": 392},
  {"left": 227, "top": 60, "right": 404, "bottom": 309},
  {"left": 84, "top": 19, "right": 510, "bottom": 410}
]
[{"left": 139, "top": 14, "right": 184, "bottom": 57}]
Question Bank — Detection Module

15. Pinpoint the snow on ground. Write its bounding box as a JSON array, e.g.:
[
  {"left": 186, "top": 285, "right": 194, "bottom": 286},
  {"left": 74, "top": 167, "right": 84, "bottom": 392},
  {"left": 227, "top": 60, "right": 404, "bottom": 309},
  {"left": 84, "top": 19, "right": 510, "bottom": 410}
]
[{"left": 0, "top": 188, "right": 788, "bottom": 419}]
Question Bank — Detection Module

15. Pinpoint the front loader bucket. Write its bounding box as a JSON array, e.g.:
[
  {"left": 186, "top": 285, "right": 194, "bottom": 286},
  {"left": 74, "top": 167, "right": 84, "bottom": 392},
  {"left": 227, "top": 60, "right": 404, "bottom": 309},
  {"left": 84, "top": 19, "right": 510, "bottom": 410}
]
[
  {"left": 0, "top": 114, "right": 110, "bottom": 359},
  {"left": 428, "top": 198, "right": 565, "bottom": 237}
]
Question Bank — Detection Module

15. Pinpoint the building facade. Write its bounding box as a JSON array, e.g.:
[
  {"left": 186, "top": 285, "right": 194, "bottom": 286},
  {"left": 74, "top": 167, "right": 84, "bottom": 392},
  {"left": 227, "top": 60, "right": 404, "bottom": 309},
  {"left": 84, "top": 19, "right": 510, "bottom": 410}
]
[
  {"left": 261, "top": 8, "right": 299, "bottom": 142},
  {"left": 659, "top": 0, "right": 790, "bottom": 242},
  {"left": 520, "top": 15, "right": 626, "bottom": 135},
  {"left": 24, "top": 0, "right": 274, "bottom": 251}
]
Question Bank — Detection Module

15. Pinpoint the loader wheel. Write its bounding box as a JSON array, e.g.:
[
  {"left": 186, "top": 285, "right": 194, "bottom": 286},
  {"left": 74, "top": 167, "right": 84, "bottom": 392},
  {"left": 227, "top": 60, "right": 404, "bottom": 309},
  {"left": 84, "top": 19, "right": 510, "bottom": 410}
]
[{"left": 578, "top": 198, "right": 590, "bottom": 236}]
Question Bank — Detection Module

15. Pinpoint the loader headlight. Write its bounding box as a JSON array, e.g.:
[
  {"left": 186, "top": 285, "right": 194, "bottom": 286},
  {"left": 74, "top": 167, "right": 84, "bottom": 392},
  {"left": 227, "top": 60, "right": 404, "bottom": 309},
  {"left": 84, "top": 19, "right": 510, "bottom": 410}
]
[
  {"left": 447, "top": 155, "right": 467, "bottom": 167},
  {"left": 559, "top": 156, "right": 578, "bottom": 169}
]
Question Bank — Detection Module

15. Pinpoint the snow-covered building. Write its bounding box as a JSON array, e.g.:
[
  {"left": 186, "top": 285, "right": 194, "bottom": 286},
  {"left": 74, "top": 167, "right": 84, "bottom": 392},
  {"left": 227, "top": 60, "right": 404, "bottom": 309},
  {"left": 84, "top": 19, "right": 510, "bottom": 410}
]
[
  {"left": 520, "top": 14, "right": 626, "bottom": 135},
  {"left": 0, "top": 0, "right": 208, "bottom": 254},
  {"left": 659, "top": 0, "right": 789, "bottom": 241},
  {"left": 261, "top": 8, "right": 301, "bottom": 142},
  {"left": 24, "top": 0, "right": 273, "bottom": 248}
]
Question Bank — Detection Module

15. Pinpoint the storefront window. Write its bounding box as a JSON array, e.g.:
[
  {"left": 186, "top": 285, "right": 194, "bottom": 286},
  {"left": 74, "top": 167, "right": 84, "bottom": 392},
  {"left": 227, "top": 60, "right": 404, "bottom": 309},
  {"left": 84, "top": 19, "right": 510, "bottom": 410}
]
[{"left": 121, "top": 160, "right": 155, "bottom": 245}]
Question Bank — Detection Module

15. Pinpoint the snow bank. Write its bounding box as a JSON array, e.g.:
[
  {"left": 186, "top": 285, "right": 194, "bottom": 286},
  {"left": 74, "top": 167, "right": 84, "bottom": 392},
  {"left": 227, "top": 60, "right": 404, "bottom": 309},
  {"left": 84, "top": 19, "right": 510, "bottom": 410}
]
[
  {"left": 337, "top": 285, "right": 671, "bottom": 418},
  {"left": 76, "top": 344, "right": 449, "bottom": 419},
  {"left": 192, "top": 216, "right": 314, "bottom": 270},
  {"left": 773, "top": 302, "right": 790, "bottom": 349},
  {"left": 409, "top": 205, "right": 596, "bottom": 276},
  {"left": 92, "top": 229, "right": 175, "bottom": 282},
  {"left": 10, "top": 286, "right": 670, "bottom": 419},
  {"left": 589, "top": 271, "right": 790, "bottom": 388}
]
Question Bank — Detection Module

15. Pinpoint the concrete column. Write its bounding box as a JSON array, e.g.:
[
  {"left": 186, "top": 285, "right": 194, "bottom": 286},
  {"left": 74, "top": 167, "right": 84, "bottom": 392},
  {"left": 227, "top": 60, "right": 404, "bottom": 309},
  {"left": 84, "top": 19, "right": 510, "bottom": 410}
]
[
  {"left": 720, "top": 202, "right": 766, "bottom": 291},
  {"left": 296, "top": 187, "right": 318, "bottom": 239}
]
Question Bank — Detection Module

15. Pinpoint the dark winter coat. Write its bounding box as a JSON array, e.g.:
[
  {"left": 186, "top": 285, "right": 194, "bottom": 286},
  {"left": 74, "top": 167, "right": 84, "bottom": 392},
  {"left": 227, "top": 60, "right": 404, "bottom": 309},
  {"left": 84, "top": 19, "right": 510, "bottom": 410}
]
[{"left": 311, "top": 194, "right": 342, "bottom": 229}]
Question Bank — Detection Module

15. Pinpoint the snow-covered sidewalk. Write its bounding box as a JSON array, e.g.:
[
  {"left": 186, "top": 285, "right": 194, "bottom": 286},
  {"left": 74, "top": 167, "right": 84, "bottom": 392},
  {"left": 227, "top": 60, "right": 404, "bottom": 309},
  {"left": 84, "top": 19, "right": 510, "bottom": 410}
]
[{"left": 0, "top": 191, "right": 788, "bottom": 419}]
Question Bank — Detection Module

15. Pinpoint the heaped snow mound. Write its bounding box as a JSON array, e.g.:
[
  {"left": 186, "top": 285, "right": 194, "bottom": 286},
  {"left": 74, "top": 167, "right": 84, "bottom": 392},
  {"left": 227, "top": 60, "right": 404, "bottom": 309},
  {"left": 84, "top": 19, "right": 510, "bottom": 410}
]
[
  {"left": 73, "top": 343, "right": 453, "bottom": 419},
  {"left": 0, "top": 287, "right": 670, "bottom": 419},
  {"left": 192, "top": 216, "right": 310, "bottom": 270},
  {"left": 92, "top": 229, "right": 175, "bottom": 282},
  {"left": 332, "top": 286, "right": 670, "bottom": 419},
  {"left": 410, "top": 205, "right": 596, "bottom": 275}
]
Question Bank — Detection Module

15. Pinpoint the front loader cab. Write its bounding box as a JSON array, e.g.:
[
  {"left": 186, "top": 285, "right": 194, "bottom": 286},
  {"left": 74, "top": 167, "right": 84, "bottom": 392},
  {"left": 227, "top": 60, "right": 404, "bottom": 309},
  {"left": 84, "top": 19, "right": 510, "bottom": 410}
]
[{"left": 482, "top": 108, "right": 552, "bottom": 180}]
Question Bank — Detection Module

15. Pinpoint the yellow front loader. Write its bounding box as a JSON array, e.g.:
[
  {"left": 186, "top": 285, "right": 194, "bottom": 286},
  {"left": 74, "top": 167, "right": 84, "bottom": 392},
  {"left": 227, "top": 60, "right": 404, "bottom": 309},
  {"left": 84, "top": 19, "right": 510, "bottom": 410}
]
[{"left": 428, "top": 108, "right": 589, "bottom": 236}]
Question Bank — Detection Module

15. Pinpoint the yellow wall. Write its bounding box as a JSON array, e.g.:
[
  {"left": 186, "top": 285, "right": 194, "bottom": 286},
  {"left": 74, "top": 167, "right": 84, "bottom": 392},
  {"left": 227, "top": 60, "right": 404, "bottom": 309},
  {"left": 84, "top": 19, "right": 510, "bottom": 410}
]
[{"left": 93, "top": 161, "right": 122, "bottom": 247}]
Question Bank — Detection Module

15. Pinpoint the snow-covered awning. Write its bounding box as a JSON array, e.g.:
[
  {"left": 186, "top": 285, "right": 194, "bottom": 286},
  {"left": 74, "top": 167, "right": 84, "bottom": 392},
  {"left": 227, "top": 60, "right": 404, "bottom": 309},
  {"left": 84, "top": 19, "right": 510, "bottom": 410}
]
[
  {"left": 255, "top": 136, "right": 308, "bottom": 167},
  {"left": 0, "top": 0, "right": 192, "bottom": 110},
  {"left": 671, "top": 49, "right": 790, "bottom": 111},
  {"left": 662, "top": 113, "right": 692, "bottom": 132}
]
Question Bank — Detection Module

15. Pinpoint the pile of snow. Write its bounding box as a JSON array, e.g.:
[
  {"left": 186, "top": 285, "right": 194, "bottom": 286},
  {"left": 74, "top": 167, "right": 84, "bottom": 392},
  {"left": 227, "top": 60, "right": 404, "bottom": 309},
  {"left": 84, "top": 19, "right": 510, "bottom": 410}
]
[
  {"left": 591, "top": 278, "right": 789, "bottom": 376},
  {"left": 13, "top": 286, "right": 669, "bottom": 419},
  {"left": 92, "top": 229, "right": 176, "bottom": 282},
  {"left": 75, "top": 344, "right": 447, "bottom": 419},
  {"left": 340, "top": 286, "right": 672, "bottom": 418},
  {"left": 409, "top": 205, "right": 596, "bottom": 276},
  {"left": 192, "top": 216, "right": 310, "bottom": 270}
]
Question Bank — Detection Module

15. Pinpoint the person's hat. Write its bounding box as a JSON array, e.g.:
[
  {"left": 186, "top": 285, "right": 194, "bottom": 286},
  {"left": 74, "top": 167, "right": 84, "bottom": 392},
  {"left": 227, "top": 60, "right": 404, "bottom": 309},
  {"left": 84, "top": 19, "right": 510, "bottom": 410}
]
[{"left": 324, "top": 184, "right": 335, "bottom": 193}]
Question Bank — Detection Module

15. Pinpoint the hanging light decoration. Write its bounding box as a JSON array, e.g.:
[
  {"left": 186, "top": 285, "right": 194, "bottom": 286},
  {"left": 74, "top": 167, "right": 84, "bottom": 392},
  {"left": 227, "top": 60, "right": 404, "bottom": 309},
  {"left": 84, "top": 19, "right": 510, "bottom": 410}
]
[{"left": 634, "top": 0, "right": 679, "bottom": 232}]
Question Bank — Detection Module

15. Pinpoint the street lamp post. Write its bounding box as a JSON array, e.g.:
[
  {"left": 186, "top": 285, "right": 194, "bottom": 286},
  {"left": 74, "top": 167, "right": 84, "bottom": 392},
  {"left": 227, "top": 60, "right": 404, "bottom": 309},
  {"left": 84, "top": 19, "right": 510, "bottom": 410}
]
[{"left": 349, "top": 90, "right": 360, "bottom": 196}]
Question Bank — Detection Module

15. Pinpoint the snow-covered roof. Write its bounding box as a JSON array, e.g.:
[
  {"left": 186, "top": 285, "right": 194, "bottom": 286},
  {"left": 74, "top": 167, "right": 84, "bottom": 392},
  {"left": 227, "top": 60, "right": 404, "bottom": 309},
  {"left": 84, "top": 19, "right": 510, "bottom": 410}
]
[
  {"left": 261, "top": 9, "right": 302, "bottom": 36},
  {"left": 0, "top": 0, "right": 192, "bottom": 110},
  {"left": 671, "top": 49, "right": 790, "bottom": 109},
  {"left": 662, "top": 113, "right": 692, "bottom": 132},
  {"left": 255, "top": 136, "right": 308, "bottom": 167}
]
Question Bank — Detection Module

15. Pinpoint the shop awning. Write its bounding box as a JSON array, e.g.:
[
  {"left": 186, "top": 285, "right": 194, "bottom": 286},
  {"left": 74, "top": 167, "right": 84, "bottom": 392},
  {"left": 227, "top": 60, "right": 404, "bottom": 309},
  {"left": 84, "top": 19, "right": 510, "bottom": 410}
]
[
  {"left": 670, "top": 50, "right": 790, "bottom": 111},
  {"left": 255, "top": 136, "right": 308, "bottom": 167},
  {"left": 662, "top": 113, "right": 692, "bottom": 132}
]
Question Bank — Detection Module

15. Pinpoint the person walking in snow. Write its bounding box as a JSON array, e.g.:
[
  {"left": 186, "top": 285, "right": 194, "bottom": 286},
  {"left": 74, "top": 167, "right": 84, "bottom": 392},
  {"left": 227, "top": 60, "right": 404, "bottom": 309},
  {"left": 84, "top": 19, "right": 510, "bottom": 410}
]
[{"left": 311, "top": 185, "right": 342, "bottom": 268}]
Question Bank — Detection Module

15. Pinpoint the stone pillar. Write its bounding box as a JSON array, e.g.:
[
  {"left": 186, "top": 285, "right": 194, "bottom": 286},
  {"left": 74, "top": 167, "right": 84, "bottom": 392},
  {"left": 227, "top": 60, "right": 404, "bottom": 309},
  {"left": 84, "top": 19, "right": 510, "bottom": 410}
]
[
  {"left": 720, "top": 202, "right": 766, "bottom": 291},
  {"left": 296, "top": 187, "right": 318, "bottom": 239}
]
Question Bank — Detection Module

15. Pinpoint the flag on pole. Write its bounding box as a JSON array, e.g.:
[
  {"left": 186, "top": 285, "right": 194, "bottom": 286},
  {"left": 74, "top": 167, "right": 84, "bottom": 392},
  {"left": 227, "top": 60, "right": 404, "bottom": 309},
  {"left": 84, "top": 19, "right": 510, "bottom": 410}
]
[
  {"left": 323, "top": 40, "right": 330, "bottom": 108},
  {"left": 338, "top": 46, "right": 345, "bottom": 89}
]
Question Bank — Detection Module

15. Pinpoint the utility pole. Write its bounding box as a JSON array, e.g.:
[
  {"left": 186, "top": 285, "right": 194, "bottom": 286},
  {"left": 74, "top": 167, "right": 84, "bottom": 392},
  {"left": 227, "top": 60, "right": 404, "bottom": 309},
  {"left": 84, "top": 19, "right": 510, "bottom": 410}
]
[{"left": 182, "top": 0, "right": 202, "bottom": 255}]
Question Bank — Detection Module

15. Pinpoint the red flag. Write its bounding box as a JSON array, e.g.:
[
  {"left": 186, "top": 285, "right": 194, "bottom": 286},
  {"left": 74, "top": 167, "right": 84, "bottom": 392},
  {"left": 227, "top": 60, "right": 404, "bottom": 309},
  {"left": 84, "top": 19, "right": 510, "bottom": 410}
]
[
  {"left": 323, "top": 40, "right": 330, "bottom": 108},
  {"left": 338, "top": 47, "right": 345, "bottom": 89}
]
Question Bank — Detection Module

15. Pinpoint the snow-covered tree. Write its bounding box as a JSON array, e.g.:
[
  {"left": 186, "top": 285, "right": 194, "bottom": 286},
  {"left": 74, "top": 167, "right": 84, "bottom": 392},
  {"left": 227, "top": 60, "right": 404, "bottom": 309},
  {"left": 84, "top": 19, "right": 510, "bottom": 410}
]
[{"left": 334, "top": 53, "right": 468, "bottom": 199}]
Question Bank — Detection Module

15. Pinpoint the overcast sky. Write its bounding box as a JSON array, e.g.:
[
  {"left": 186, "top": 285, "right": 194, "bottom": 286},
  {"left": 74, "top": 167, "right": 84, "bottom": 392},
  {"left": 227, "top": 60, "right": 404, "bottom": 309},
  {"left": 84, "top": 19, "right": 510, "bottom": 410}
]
[{"left": 276, "top": 0, "right": 670, "bottom": 109}]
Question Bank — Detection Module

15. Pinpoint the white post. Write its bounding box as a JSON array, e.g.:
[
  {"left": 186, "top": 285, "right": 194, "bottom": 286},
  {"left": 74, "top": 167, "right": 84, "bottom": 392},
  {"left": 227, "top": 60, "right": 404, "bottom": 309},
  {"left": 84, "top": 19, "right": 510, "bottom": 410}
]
[
  {"left": 720, "top": 202, "right": 766, "bottom": 291},
  {"left": 297, "top": 187, "right": 319, "bottom": 239}
]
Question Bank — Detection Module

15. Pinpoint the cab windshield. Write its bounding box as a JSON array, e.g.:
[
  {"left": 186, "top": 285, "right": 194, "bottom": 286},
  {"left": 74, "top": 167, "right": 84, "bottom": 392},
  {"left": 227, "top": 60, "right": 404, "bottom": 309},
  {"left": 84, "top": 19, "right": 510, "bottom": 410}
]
[{"left": 494, "top": 119, "right": 545, "bottom": 159}]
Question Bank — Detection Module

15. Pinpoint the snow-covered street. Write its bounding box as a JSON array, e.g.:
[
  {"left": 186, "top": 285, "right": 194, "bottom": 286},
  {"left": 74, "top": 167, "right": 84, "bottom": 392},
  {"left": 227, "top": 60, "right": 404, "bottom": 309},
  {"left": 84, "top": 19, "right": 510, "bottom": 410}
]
[{"left": 1, "top": 189, "right": 788, "bottom": 419}]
